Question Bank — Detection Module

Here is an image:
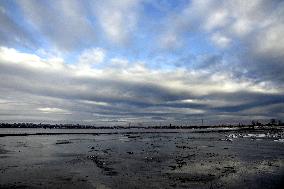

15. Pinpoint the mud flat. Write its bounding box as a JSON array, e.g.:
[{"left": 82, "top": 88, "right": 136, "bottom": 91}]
[{"left": 0, "top": 128, "right": 283, "bottom": 189}]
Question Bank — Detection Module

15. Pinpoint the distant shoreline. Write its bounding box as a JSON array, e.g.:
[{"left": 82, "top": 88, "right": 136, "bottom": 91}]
[{"left": 0, "top": 122, "right": 283, "bottom": 130}]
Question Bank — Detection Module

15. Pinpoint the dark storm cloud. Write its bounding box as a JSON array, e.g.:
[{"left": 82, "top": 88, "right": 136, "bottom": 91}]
[{"left": 207, "top": 92, "right": 284, "bottom": 113}]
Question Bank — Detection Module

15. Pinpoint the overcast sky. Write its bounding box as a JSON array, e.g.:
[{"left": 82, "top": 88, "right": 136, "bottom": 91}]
[{"left": 0, "top": 0, "right": 283, "bottom": 126}]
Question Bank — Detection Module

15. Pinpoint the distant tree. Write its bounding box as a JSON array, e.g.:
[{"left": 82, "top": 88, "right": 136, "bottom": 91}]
[
  {"left": 270, "top": 119, "right": 276, "bottom": 126},
  {"left": 256, "top": 120, "right": 262, "bottom": 126}
]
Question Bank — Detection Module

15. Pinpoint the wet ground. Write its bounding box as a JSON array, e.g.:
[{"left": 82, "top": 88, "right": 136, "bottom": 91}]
[{"left": 0, "top": 128, "right": 284, "bottom": 189}]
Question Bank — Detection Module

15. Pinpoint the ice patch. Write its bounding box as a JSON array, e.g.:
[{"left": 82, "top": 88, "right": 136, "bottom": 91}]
[
  {"left": 227, "top": 134, "right": 238, "bottom": 138},
  {"left": 118, "top": 136, "right": 130, "bottom": 142},
  {"left": 274, "top": 139, "right": 284, "bottom": 142},
  {"left": 243, "top": 134, "right": 266, "bottom": 138}
]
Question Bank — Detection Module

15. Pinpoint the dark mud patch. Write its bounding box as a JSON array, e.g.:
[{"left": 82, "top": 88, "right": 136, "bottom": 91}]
[
  {"left": 181, "top": 154, "right": 196, "bottom": 159},
  {"left": 221, "top": 166, "right": 236, "bottom": 176},
  {"left": 0, "top": 149, "right": 9, "bottom": 155},
  {"left": 176, "top": 145, "right": 192, "bottom": 149},
  {"left": 88, "top": 155, "right": 117, "bottom": 176},
  {"left": 175, "top": 158, "right": 187, "bottom": 168},
  {"left": 169, "top": 154, "right": 196, "bottom": 170},
  {"left": 55, "top": 176, "right": 73, "bottom": 182},
  {"left": 124, "top": 134, "right": 141, "bottom": 139},
  {"left": 167, "top": 173, "right": 216, "bottom": 183},
  {"left": 55, "top": 140, "right": 72, "bottom": 145}
]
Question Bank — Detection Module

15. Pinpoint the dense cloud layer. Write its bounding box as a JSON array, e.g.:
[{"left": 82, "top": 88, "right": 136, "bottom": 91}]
[{"left": 0, "top": 0, "right": 283, "bottom": 125}]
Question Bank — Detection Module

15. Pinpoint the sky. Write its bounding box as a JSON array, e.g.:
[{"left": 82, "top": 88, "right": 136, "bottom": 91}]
[{"left": 0, "top": 0, "right": 283, "bottom": 126}]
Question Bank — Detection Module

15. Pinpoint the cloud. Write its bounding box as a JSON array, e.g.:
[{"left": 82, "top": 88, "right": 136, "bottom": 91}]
[
  {"left": 93, "top": 0, "right": 141, "bottom": 44},
  {"left": 211, "top": 33, "right": 231, "bottom": 48},
  {"left": 158, "top": 0, "right": 284, "bottom": 82},
  {"left": 38, "top": 107, "right": 71, "bottom": 114},
  {"left": 0, "top": 47, "right": 283, "bottom": 124},
  {"left": 159, "top": 32, "right": 181, "bottom": 49},
  {"left": 204, "top": 9, "right": 228, "bottom": 31},
  {"left": 16, "top": 0, "right": 96, "bottom": 50},
  {"left": 0, "top": 2, "right": 36, "bottom": 48},
  {"left": 0, "top": 1, "right": 284, "bottom": 125},
  {"left": 254, "top": 24, "right": 284, "bottom": 57},
  {"left": 230, "top": 19, "right": 252, "bottom": 37},
  {"left": 110, "top": 58, "right": 129, "bottom": 67},
  {"left": 78, "top": 48, "right": 106, "bottom": 66},
  {"left": 159, "top": 0, "right": 283, "bottom": 48}
]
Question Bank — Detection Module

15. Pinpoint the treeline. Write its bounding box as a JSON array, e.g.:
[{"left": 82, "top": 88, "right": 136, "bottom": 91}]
[
  {"left": 0, "top": 119, "right": 283, "bottom": 129},
  {"left": 0, "top": 123, "right": 116, "bottom": 129},
  {"left": 251, "top": 119, "right": 283, "bottom": 126}
]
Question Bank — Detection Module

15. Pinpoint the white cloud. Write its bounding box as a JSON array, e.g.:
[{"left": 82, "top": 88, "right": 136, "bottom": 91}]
[
  {"left": 204, "top": 9, "right": 228, "bottom": 31},
  {"left": 230, "top": 19, "right": 251, "bottom": 37},
  {"left": 110, "top": 58, "right": 128, "bottom": 67},
  {"left": 38, "top": 107, "right": 70, "bottom": 114},
  {"left": 78, "top": 48, "right": 106, "bottom": 66},
  {"left": 0, "top": 47, "right": 65, "bottom": 70},
  {"left": 159, "top": 0, "right": 284, "bottom": 54},
  {"left": 93, "top": 0, "right": 141, "bottom": 44},
  {"left": 255, "top": 24, "right": 284, "bottom": 57},
  {"left": 35, "top": 48, "right": 62, "bottom": 59},
  {"left": 80, "top": 100, "right": 109, "bottom": 106},
  {"left": 211, "top": 33, "right": 231, "bottom": 48}
]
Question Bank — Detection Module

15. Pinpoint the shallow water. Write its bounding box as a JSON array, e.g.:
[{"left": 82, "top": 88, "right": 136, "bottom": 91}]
[{"left": 0, "top": 128, "right": 283, "bottom": 188}]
